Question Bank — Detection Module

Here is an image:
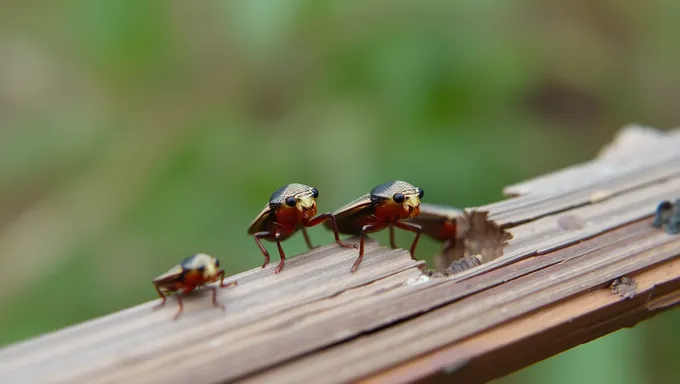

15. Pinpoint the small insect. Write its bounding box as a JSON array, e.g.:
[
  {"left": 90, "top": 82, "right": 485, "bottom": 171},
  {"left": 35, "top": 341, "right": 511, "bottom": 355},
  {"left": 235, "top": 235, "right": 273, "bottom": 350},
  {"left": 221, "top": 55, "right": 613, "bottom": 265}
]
[
  {"left": 652, "top": 200, "right": 674, "bottom": 228},
  {"left": 248, "top": 183, "right": 357, "bottom": 274},
  {"left": 325, "top": 180, "right": 424, "bottom": 272},
  {"left": 152, "top": 253, "right": 237, "bottom": 320}
]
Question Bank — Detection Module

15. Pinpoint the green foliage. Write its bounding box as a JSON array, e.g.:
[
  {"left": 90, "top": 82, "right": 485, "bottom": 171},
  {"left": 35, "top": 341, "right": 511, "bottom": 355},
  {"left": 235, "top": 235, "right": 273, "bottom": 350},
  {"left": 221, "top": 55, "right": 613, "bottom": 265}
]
[{"left": 0, "top": 1, "right": 678, "bottom": 382}]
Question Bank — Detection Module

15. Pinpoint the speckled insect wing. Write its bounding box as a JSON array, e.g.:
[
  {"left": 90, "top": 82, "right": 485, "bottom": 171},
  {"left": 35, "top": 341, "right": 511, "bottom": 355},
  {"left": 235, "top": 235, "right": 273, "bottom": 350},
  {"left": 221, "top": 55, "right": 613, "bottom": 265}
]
[
  {"left": 180, "top": 253, "right": 212, "bottom": 270},
  {"left": 370, "top": 180, "right": 419, "bottom": 199},
  {"left": 268, "top": 183, "right": 312, "bottom": 205},
  {"left": 248, "top": 183, "right": 314, "bottom": 234}
]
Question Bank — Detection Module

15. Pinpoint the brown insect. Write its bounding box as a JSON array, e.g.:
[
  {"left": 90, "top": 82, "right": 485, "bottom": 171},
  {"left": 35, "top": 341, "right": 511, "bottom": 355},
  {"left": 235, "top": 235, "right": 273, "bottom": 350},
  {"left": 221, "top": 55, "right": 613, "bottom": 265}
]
[
  {"left": 325, "top": 180, "right": 424, "bottom": 272},
  {"left": 248, "top": 183, "right": 357, "bottom": 274},
  {"left": 152, "top": 253, "right": 237, "bottom": 320}
]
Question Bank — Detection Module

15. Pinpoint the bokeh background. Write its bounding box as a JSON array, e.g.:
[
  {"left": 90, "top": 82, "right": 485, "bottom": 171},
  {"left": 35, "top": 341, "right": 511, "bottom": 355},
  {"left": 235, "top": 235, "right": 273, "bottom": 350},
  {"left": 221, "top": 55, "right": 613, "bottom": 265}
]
[{"left": 1, "top": 1, "right": 679, "bottom": 382}]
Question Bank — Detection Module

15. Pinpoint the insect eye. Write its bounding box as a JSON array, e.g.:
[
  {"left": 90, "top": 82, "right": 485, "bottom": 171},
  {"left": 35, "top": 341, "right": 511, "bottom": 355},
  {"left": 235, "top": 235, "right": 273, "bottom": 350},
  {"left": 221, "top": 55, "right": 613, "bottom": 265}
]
[
  {"left": 418, "top": 188, "right": 424, "bottom": 199},
  {"left": 285, "top": 196, "right": 297, "bottom": 207},
  {"left": 214, "top": 259, "right": 220, "bottom": 267},
  {"left": 311, "top": 188, "right": 319, "bottom": 198},
  {"left": 393, "top": 193, "right": 405, "bottom": 203},
  {"left": 197, "top": 266, "right": 205, "bottom": 273}
]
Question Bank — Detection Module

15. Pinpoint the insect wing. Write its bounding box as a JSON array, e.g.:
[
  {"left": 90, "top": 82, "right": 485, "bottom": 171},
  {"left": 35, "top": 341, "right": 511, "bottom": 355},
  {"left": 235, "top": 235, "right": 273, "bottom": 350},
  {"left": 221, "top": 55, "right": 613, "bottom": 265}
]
[
  {"left": 248, "top": 203, "right": 274, "bottom": 234},
  {"left": 269, "top": 183, "right": 312, "bottom": 205},
  {"left": 323, "top": 194, "right": 373, "bottom": 234},
  {"left": 153, "top": 265, "right": 184, "bottom": 295}
]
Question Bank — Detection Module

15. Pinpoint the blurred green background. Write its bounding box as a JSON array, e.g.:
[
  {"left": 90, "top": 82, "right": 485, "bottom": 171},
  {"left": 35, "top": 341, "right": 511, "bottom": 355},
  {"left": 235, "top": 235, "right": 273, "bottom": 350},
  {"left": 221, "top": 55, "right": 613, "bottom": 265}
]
[{"left": 1, "top": 0, "right": 679, "bottom": 382}]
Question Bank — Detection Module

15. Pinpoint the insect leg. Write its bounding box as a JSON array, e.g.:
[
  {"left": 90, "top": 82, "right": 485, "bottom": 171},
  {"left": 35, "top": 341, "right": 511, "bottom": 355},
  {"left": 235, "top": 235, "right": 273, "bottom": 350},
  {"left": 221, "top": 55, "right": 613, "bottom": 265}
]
[
  {"left": 217, "top": 270, "right": 238, "bottom": 288},
  {"left": 152, "top": 284, "right": 167, "bottom": 311},
  {"left": 209, "top": 286, "right": 226, "bottom": 311},
  {"left": 389, "top": 225, "right": 398, "bottom": 249},
  {"left": 301, "top": 226, "right": 315, "bottom": 249},
  {"left": 306, "top": 213, "right": 358, "bottom": 249},
  {"left": 393, "top": 220, "right": 423, "bottom": 260},
  {"left": 253, "top": 231, "right": 273, "bottom": 268},
  {"left": 173, "top": 294, "right": 185, "bottom": 321},
  {"left": 352, "top": 222, "right": 389, "bottom": 273},
  {"left": 274, "top": 230, "right": 287, "bottom": 274}
]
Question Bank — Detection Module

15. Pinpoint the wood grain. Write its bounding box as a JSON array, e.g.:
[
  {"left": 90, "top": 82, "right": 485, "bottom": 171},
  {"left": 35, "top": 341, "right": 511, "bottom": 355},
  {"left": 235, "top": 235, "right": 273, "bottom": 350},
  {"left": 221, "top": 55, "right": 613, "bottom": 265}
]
[
  {"left": 0, "top": 241, "right": 423, "bottom": 383},
  {"left": 361, "top": 257, "right": 680, "bottom": 384},
  {"left": 1, "top": 125, "right": 680, "bottom": 384},
  {"left": 241, "top": 223, "right": 680, "bottom": 384}
]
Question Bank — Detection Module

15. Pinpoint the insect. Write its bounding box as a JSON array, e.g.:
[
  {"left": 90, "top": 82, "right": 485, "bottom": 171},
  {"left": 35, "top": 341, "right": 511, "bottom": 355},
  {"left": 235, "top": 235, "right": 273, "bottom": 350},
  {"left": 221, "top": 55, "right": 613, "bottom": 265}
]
[
  {"left": 248, "top": 183, "right": 357, "bottom": 274},
  {"left": 652, "top": 200, "right": 674, "bottom": 228},
  {"left": 325, "top": 180, "right": 424, "bottom": 272},
  {"left": 651, "top": 200, "right": 680, "bottom": 235},
  {"left": 152, "top": 253, "right": 237, "bottom": 320}
]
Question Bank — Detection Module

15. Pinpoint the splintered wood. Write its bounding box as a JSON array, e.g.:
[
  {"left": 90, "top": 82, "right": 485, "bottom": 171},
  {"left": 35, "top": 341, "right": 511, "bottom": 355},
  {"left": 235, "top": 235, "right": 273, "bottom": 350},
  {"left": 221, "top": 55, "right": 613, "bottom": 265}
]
[{"left": 2, "top": 124, "right": 680, "bottom": 384}]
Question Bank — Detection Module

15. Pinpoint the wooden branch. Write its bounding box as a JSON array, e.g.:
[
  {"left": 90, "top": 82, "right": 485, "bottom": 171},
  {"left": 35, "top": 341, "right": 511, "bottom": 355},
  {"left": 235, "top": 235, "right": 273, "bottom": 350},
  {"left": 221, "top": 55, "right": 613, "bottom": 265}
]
[{"left": 1, "top": 124, "right": 680, "bottom": 384}]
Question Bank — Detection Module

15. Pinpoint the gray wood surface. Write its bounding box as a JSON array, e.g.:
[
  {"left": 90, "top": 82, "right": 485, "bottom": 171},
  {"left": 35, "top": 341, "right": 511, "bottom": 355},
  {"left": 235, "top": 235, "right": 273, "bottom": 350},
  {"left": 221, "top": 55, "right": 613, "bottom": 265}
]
[{"left": 1, "top": 125, "right": 680, "bottom": 384}]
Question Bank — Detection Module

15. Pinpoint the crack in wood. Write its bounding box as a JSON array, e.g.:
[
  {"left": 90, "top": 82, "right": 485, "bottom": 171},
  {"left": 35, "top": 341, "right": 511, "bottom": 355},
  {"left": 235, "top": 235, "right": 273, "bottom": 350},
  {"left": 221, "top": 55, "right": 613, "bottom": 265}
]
[{"left": 609, "top": 276, "right": 637, "bottom": 299}]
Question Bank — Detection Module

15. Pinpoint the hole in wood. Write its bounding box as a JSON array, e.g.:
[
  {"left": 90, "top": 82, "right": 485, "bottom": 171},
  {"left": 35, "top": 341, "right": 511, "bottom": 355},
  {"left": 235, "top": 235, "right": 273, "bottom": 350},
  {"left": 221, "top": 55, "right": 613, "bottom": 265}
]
[{"left": 415, "top": 208, "right": 512, "bottom": 278}]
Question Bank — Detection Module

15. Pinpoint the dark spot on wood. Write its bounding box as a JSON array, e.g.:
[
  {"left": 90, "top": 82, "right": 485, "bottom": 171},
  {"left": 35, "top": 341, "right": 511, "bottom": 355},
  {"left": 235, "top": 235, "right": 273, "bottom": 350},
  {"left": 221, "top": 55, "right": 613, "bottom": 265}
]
[
  {"left": 442, "top": 358, "right": 470, "bottom": 374},
  {"left": 422, "top": 268, "right": 435, "bottom": 277},
  {"left": 609, "top": 276, "right": 636, "bottom": 299},
  {"left": 557, "top": 215, "right": 585, "bottom": 231}
]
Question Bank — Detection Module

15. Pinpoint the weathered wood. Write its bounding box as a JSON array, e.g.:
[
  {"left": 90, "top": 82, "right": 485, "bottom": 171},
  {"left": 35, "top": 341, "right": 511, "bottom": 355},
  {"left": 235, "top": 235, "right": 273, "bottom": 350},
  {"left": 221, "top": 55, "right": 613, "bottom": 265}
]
[
  {"left": 240, "top": 221, "right": 680, "bottom": 384},
  {"left": 483, "top": 125, "right": 680, "bottom": 225},
  {"left": 361, "top": 257, "right": 680, "bottom": 384},
  {"left": 1, "top": 125, "right": 679, "bottom": 384},
  {"left": 501, "top": 124, "right": 680, "bottom": 198},
  {"left": 0, "top": 242, "right": 424, "bottom": 383}
]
